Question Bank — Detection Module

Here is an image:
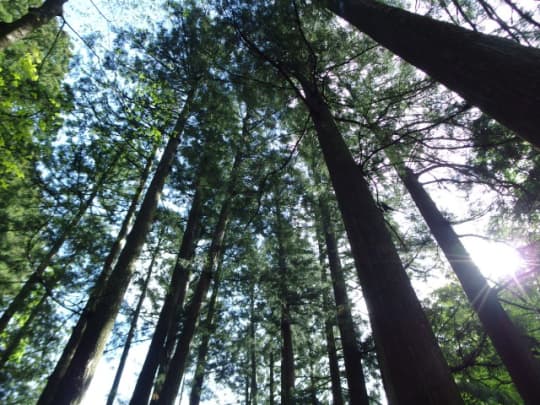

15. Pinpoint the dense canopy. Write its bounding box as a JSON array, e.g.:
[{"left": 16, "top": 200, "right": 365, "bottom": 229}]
[{"left": 0, "top": 0, "right": 539, "bottom": 404}]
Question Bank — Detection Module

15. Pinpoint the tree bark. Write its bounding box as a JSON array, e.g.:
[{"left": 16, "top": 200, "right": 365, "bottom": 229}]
[
  {"left": 400, "top": 166, "right": 540, "bottom": 404},
  {"left": 317, "top": 196, "right": 368, "bottom": 405},
  {"left": 37, "top": 89, "right": 195, "bottom": 405},
  {"left": 0, "top": 0, "right": 68, "bottom": 50},
  {"left": 153, "top": 153, "right": 241, "bottom": 405},
  {"left": 35, "top": 144, "right": 156, "bottom": 405},
  {"left": 323, "top": 0, "right": 540, "bottom": 148},
  {"left": 188, "top": 261, "right": 222, "bottom": 405},
  {"left": 275, "top": 202, "right": 295, "bottom": 405},
  {"left": 130, "top": 180, "right": 204, "bottom": 405},
  {"left": 106, "top": 232, "right": 162, "bottom": 405},
  {"left": 298, "top": 78, "right": 463, "bottom": 404}
]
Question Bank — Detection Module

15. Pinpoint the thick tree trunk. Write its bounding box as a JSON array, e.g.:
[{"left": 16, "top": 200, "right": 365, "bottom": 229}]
[
  {"left": 130, "top": 181, "right": 204, "bottom": 405},
  {"left": 0, "top": 0, "right": 68, "bottom": 50},
  {"left": 106, "top": 233, "right": 162, "bottom": 405},
  {"left": 323, "top": 0, "right": 540, "bottom": 148},
  {"left": 188, "top": 262, "right": 222, "bottom": 405},
  {"left": 299, "top": 79, "right": 462, "bottom": 404},
  {"left": 153, "top": 154, "right": 240, "bottom": 405},
  {"left": 317, "top": 197, "right": 369, "bottom": 405},
  {"left": 323, "top": 320, "right": 343, "bottom": 405},
  {"left": 37, "top": 91, "right": 195, "bottom": 405},
  {"left": 35, "top": 145, "right": 156, "bottom": 404},
  {"left": 400, "top": 166, "right": 540, "bottom": 404}
]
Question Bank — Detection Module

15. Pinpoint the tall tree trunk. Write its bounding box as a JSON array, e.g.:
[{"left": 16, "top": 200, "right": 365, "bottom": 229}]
[
  {"left": 400, "top": 166, "right": 540, "bottom": 404},
  {"left": 298, "top": 78, "right": 462, "bottom": 404},
  {"left": 248, "top": 282, "right": 258, "bottom": 405},
  {"left": 153, "top": 153, "right": 241, "bottom": 405},
  {"left": 317, "top": 197, "right": 369, "bottom": 405},
  {"left": 130, "top": 179, "right": 204, "bottom": 405},
  {"left": 269, "top": 349, "right": 275, "bottom": 405},
  {"left": 0, "top": 0, "right": 68, "bottom": 50},
  {"left": 106, "top": 231, "right": 162, "bottom": 405},
  {"left": 37, "top": 89, "right": 196, "bottom": 405},
  {"left": 322, "top": 0, "right": 540, "bottom": 148},
  {"left": 275, "top": 202, "right": 295, "bottom": 405},
  {"left": 188, "top": 260, "right": 222, "bottom": 405},
  {"left": 35, "top": 144, "right": 156, "bottom": 404}
]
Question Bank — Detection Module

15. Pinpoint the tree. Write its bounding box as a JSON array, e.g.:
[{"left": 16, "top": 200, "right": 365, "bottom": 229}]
[
  {"left": 320, "top": 0, "right": 540, "bottom": 148},
  {"left": 0, "top": 0, "right": 68, "bottom": 50}
]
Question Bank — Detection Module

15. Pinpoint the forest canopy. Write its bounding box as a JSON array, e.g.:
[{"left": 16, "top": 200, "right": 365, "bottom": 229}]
[{"left": 0, "top": 0, "right": 539, "bottom": 404}]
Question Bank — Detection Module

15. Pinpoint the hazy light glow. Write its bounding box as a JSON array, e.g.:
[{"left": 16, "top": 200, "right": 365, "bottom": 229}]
[{"left": 463, "top": 239, "right": 525, "bottom": 282}]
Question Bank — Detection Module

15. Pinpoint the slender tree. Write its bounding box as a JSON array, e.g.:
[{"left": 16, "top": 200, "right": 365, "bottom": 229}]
[
  {"left": 399, "top": 165, "right": 540, "bottom": 404},
  {"left": 37, "top": 87, "right": 197, "bottom": 405},
  {"left": 106, "top": 229, "right": 163, "bottom": 405},
  {"left": 153, "top": 152, "right": 241, "bottom": 405}
]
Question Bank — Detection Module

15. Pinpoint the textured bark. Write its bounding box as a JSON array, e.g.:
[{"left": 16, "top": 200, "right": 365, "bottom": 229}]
[
  {"left": 323, "top": 0, "right": 540, "bottom": 148},
  {"left": 299, "top": 78, "right": 462, "bottom": 404},
  {"left": 37, "top": 91, "right": 195, "bottom": 405},
  {"left": 106, "top": 234, "right": 161, "bottom": 405},
  {"left": 36, "top": 145, "right": 155, "bottom": 405},
  {"left": 153, "top": 154, "right": 240, "bottom": 405},
  {"left": 130, "top": 182, "right": 204, "bottom": 405},
  {"left": 318, "top": 197, "right": 369, "bottom": 405},
  {"left": 401, "top": 167, "right": 540, "bottom": 404},
  {"left": 188, "top": 266, "right": 222, "bottom": 405},
  {"left": 248, "top": 284, "right": 258, "bottom": 405},
  {"left": 0, "top": 0, "right": 67, "bottom": 50}
]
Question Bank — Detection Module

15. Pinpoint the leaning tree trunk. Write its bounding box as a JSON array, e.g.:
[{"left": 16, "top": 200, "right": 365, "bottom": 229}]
[
  {"left": 400, "top": 166, "right": 540, "bottom": 404},
  {"left": 188, "top": 260, "right": 222, "bottom": 405},
  {"left": 318, "top": 196, "right": 370, "bottom": 405},
  {"left": 0, "top": 0, "right": 68, "bottom": 50},
  {"left": 153, "top": 153, "right": 241, "bottom": 405},
  {"left": 106, "top": 231, "right": 162, "bottom": 405},
  {"left": 130, "top": 179, "right": 204, "bottom": 405},
  {"left": 35, "top": 144, "right": 156, "bottom": 404},
  {"left": 37, "top": 89, "right": 195, "bottom": 405},
  {"left": 298, "top": 77, "right": 463, "bottom": 404},
  {"left": 322, "top": 0, "right": 540, "bottom": 148}
]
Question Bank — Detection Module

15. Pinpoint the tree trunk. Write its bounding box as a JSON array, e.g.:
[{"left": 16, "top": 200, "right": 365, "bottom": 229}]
[
  {"left": 322, "top": 0, "right": 540, "bottom": 148},
  {"left": 400, "top": 166, "right": 540, "bottom": 404},
  {"left": 0, "top": 0, "right": 68, "bottom": 50},
  {"left": 35, "top": 144, "right": 156, "bottom": 405},
  {"left": 37, "top": 89, "right": 195, "bottom": 405},
  {"left": 269, "top": 350, "right": 275, "bottom": 405},
  {"left": 130, "top": 180, "right": 204, "bottom": 405},
  {"left": 188, "top": 260, "right": 222, "bottom": 405},
  {"left": 275, "top": 202, "right": 295, "bottom": 405},
  {"left": 249, "top": 283, "right": 258, "bottom": 405},
  {"left": 106, "top": 232, "right": 162, "bottom": 405},
  {"left": 317, "top": 197, "right": 369, "bottom": 405},
  {"left": 153, "top": 154, "right": 241, "bottom": 405},
  {"left": 298, "top": 78, "right": 462, "bottom": 404}
]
